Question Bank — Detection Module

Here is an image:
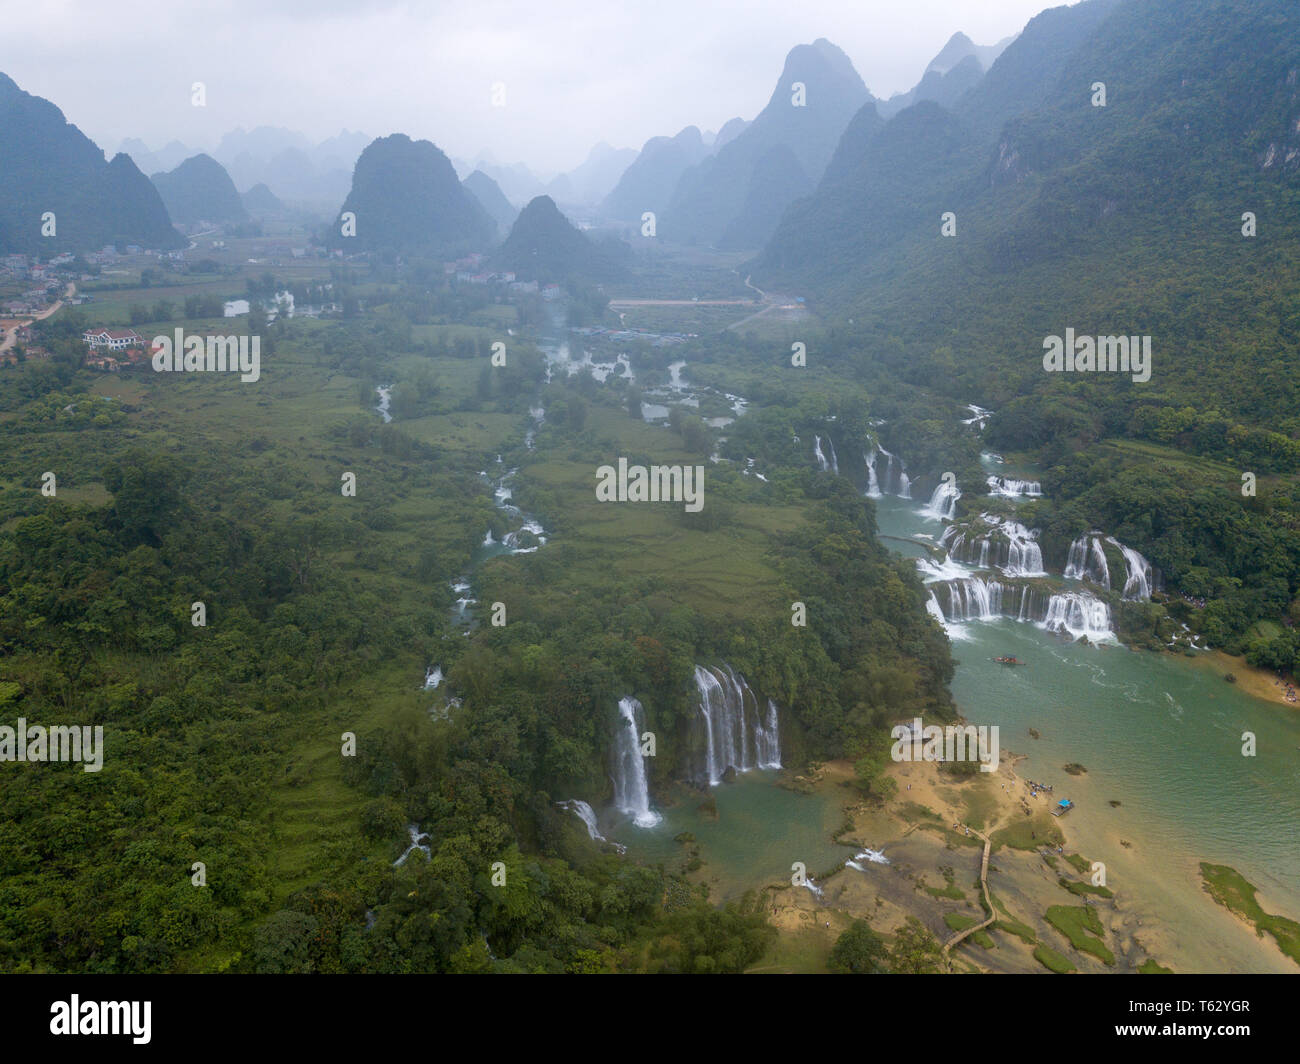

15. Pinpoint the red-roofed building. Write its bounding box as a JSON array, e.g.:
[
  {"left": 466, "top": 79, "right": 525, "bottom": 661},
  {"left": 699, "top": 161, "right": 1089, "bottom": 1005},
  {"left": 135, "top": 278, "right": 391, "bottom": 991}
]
[{"left": 83, "top": 328, "right": 144, "bottom": 351}]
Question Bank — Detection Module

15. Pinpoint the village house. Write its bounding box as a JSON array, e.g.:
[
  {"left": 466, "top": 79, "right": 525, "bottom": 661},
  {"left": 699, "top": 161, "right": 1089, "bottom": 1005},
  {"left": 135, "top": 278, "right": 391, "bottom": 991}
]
[{"left": 83, "top": 327, "right": 144, "bottom": 351}]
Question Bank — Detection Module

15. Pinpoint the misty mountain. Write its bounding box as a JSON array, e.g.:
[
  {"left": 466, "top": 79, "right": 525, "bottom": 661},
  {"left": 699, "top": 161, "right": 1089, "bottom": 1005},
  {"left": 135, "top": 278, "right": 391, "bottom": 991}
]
[
  {"left": 150, "top": 154, "right": 249, "bottom": 226},
  {"left": 463, "top": 169, "right": 518, "bottom": 234},
  {"left": 875, "top": 30, "right": 1016, "bottom": 120},
  {"left": 492, "top": 195, "right": 629, "bottom": 282},
  {"left": 549, "top": 141, "right": 638, "bottom": 206},
  {"left": 242, "top": 182, "right": 286, "bottom": 215},
  {"left": 713, "top": 117, "right": 750, "bottom": 151},
  {"left": 332, "top": 133, "right": 495, "bottom": 254},
  {"left": 600, "top": 126, "right": 709, "bottom": 224},
  {"left": 455, "top": 155, "right": 548, "bottom": 205},
  {"left": 118, "top": 137, "right": 197, "bottom": 177},
  {"left": 212, "top": 126, "right": 370, "bottom": 207},
  {"left": 753, "top": 0, "right": 1300, "bottom": 431},
  {"left": 663, "top": 38, "right": 872, "bottom": 248},
  {"left": 0, "top": 72, "right": 181, "bottom": 253}
]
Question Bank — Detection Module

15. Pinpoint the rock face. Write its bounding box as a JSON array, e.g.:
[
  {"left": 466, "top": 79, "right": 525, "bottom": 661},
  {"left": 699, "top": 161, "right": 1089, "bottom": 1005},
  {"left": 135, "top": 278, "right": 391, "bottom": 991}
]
[
  {"left": 151, "top": 154, "right": 249, "bottom": 226},
  {"left": 0, "top": 72, "right": 182, "bottom": 253},
  {"left": 331, "top": 134, "right": 495, "bottom": 254}
]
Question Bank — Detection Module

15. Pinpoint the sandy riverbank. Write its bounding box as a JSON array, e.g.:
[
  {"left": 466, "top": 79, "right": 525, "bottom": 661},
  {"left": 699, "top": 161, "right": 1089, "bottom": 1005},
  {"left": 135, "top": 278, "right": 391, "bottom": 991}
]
[
  {"left": 1188, "top": 648, "right": 1297, "bottom": 709},
  {"left": 759, "top": 752, "right": 1296, "bottom": 973}
]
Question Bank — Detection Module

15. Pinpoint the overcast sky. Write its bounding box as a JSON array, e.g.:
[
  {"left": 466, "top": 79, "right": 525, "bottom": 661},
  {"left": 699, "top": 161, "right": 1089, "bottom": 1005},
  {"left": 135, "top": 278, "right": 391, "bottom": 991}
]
[{"left": 6, "top": 0, "right": 1052, "bottom": 175}]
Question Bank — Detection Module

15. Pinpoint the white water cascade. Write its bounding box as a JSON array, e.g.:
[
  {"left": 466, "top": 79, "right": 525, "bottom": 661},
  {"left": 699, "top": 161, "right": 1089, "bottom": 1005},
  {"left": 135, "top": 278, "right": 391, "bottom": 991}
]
[
  {"left": 813, "top": 434, "right": 839, "bottom": 474},
  {"left": 1040, "top": 592, "right": 1116, "bottom": 641},
  {"left": 921, "top": 478, "right": 961, "bottom": 521},
  {"left": 986, "top": 475, "right": 1042, "bottom": 498},
  {"left": 612, "top": 697, "right": 661, "bottom": 827},
  {"left": 941, "top": 516, "right": 1046, "bottom": 577},
  {"left": 393, "top": 824, "right": 431, "bottom": 867},
  {"left": 925, "top": 575, "right": 1114, "bottom": 642},
  {"left": 1106, "top": 537, "right": 1154, "bottom": 601},
  {"left": 557, "top": 799, "right": 627, "bottom": 853},
  {"left": 1063, "top": 533, "right": 1111, "bottom": 588},
  {"left": 864, "top": 449, "right": 882, "bottom": 498},
  {"left": 694, "top": 665, "right": 782, "bottom": 785}
]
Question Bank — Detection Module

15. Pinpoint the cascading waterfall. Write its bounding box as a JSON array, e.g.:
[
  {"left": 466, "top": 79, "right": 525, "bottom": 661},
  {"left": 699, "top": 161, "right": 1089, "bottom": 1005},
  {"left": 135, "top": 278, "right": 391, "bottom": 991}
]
[
  {"left": 875, "top": 445, "right": 911, "bottom": 497},
  {"left": 921, "top": 478, "right": 961, "bottom": 521},
  {"left": 925, "top": 576, "right": 1113, "bottom": 642},
  {"left": 925, "top": 592, "right": 946, "bottom": 625},
  {"left": 393, "top": 824, "right": 431, "bottom": 867},
  {"left": 864, "top": 449, "right": 882, "bottom": 498},
  {"left": 940, "top": 517, "right": 1045, "bottom": 577},
  {"left": 813, "top": 434, "right": 839, "bottom": 474},
  {"left": 557, "top": 799, "right": 604, "bottom": 841},
  {"left": 612, "top": 697, "right": 660, "bottom": 827},
  {"left": 987, "top": 475, "right": 1042, "bottom": 498},
  {"left": 694, "top": 665, "right": 782, "bottom": 785},
  {"left": 1106, "top": 537, "right": 1154, "bottom": 601},
  {"left": 1040, "top": 592, "right": 1115, "bottom": 641},
  {"left": 1063, "top": 533, "right": 1111, "bottom": 588},
  {"left": 556, "top": 799, "right": 626, "bottom": 852}
]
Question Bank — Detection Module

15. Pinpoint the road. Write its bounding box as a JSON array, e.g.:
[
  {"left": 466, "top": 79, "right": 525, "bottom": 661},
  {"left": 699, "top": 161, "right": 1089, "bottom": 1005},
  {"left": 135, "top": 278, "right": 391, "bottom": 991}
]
[{"left": 0, "top": 281, "right": 75, "bottom": 355}]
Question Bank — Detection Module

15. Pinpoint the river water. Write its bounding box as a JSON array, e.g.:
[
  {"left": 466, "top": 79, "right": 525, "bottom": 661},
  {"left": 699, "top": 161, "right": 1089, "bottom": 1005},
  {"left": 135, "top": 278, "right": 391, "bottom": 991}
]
[{"left": 874, "top": 490, "right": 1300, "bottom": 910}]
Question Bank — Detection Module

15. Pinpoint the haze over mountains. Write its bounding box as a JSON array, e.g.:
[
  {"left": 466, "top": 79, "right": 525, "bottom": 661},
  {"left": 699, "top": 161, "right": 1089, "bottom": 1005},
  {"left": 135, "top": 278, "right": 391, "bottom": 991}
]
[
  {"left": 330, "top": 133, "right": 495, "bottom": 254},
  {"left": 0, "top": 72, "right": 180, "bottom": 254},
  {"left": 150, "top": 154, "right": 248, "bottom": 227}
]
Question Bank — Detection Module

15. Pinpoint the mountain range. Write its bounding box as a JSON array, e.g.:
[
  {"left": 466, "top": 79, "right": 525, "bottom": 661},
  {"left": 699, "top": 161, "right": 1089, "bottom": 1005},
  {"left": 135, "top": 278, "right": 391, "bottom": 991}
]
[{"left": 0, "top": 72, "right": 181, "bottom": 254}]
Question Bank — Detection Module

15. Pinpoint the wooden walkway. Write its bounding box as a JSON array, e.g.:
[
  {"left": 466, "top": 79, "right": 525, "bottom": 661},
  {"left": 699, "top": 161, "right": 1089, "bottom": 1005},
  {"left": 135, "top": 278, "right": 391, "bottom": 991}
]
[{"left": 942, "top": 826, "right": 995, "bottom": 957}]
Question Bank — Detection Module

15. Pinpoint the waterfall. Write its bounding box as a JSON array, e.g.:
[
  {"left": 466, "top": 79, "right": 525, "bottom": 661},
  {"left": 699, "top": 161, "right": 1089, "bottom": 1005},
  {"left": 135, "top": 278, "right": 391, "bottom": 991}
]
[
  {"left": 393, "top": 824, "right": 431, "bottom": 867},
  {"left": 926, "top": 592, "right": 946, "bottom": 625},
  {"left": 557, "top": 799, "right": 603, "bottom": 841},
  {"left": 864, "top": 449, "right": 882, "bottom": 498},
  {"left": 1040, "top": 593, "right": 1114, "bottom": 641},
  {"left": 1001, "top": 521, "right": 1046, "bottom": 577},
  {"left": 940, "top": 516, "right": 1045, "bottom": 576},
  {"left": 813, "top": 434, "right": 838, "bottom": 474},
  {"left": 612, "top": 697, "right": 660, "bottom": 827},
  {"left": 694, "top": 664, "right": 782, "bottom": 785},
  {"left": 987, "top": 475, "right": 1042, "bottom": 498},
  {"left": 926, "top": 577, "right": 1112, "bottom": 642},
  {"left": 1063, "top": 533, "right": 1111, "bottom": 588},
  {"left": 1107, "top": 538, "right": 1154, "bottom": 601},
  {"left": 921, "top": 479, "right": 961, "bottom": 521},
  {"left": 375, "top": 384, "right": 392, "bottom": 423},
  {"left": 898, "top": 471, "right": 912, "bottom": 498},
  {"left": 556, "top": 799, "right": 627, "bottom": 853},
  {"left": 423, "top": 666, "right": 443, "bottom": 689}
]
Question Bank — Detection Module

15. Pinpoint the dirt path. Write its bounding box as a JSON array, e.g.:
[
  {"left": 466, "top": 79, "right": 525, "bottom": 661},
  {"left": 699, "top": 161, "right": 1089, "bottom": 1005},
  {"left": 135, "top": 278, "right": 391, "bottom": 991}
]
[{"left": 0, "top": 281, "right": 74, "bottom": 354}]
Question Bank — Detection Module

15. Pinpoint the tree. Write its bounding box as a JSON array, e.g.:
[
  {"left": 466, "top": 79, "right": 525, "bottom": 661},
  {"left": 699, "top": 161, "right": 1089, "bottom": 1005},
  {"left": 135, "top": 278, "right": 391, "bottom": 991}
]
[
  {"left": 830, "top": 919, "right": 889, "bottom": 973},
  {"left": 888, "top": 917, "right": 945, "bottom": 974}
]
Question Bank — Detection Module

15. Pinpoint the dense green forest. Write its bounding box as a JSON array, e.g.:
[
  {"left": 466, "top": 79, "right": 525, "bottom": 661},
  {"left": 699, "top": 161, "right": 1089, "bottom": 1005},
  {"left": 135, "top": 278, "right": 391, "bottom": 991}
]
[{"left": 0, "top": 278, "right": 953, "bottom": 973}]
